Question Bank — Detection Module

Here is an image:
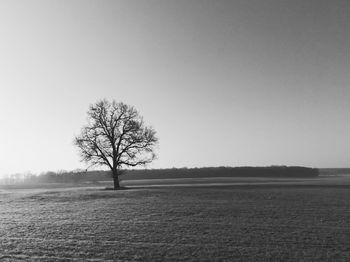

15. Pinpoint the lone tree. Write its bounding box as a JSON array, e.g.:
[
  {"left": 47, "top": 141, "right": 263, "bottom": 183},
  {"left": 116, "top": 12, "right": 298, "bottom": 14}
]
[{"left": 74, "top": 100, "right": 158, "bottom": 189}]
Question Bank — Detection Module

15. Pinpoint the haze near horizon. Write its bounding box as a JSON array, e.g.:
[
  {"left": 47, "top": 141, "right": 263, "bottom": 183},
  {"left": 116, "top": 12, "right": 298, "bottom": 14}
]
[{"left": 0, "top": 0, "right": 349, "bottom": 176}]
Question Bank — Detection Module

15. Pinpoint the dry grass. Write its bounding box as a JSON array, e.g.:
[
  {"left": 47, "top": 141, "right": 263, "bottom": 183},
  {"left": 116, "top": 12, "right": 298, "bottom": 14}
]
[{"left": 1, "top": 184, "right": 350, "bottom": 261}]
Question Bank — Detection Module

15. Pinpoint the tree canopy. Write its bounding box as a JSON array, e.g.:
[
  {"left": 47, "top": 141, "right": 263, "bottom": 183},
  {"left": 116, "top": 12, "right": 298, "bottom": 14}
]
[{"left": 74, "top": 99, "right": 158, "bottom": 189}]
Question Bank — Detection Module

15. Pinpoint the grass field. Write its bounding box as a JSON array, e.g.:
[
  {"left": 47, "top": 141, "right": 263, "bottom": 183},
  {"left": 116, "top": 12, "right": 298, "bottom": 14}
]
[{"left": 1, "top": 178, "right": 350, "bottom": 261}]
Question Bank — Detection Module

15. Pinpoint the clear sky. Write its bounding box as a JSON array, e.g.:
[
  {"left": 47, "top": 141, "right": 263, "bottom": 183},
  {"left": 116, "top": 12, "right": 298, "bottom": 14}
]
[{"left": 0, "top": 0, "right": 349, "bottom": 176}]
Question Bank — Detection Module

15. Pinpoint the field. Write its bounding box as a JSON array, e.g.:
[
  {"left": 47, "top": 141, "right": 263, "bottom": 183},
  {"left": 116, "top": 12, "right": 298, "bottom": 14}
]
[{"left": 1, "top": 176, "right": 350, "bottom": 261}]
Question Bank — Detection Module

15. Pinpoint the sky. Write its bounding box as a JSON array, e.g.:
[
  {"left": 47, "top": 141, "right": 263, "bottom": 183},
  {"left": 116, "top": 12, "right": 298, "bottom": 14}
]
[{"left": 0, "top": 0, "right": 349, "bottom": 176}]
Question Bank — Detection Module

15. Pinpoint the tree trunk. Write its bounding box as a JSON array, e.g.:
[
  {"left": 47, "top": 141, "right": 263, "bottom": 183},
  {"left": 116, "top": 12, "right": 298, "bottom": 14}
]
[{"left": 112, "top": 169, "right": 120, "bottom": 189}]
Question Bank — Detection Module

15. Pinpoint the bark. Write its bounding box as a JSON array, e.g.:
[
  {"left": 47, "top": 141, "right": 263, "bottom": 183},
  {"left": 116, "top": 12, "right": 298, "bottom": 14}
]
[{"left": 112, "top": 169, "right": 120, "bottom": 189}]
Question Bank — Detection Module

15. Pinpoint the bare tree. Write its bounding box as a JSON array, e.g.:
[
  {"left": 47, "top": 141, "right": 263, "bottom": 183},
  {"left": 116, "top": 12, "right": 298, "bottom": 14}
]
[{"left": 74, "top": 100, "right": 158, "bottom": 189}]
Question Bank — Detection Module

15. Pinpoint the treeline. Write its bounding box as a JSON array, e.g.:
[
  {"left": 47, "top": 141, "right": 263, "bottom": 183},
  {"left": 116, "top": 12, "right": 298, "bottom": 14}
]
[
  {"left": 1, "top": 166, "right": 318, "bottom": 185},
  {"left": 0, "top": 170, "right": 111, "bottom": 185},
  {"left": 318, "top": 168, "right": 350, "bottom": 176},
  {"left": 121, "top": 166, "right": 319, "bottom": 180}
]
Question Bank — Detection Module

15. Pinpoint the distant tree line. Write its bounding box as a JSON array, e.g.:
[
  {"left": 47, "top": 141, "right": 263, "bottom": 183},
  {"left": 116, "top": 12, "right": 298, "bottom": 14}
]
[
  {"left": 318, "top": 168, "right": 350, "bottom": 176},
  {"left": 0, "top": 170, "right": 111, "bottom": 185},
  {"left": 1, "top": 166, "right": 318, "bottom": 185},
  {"left": 120, "top": 166, "right": 319, "bottom": 180}
]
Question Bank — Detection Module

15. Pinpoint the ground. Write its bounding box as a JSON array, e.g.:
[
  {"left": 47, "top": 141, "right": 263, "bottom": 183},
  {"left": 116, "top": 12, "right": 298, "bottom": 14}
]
[{"left": 0, "top": 177, "right": 350, "bottom": 261}]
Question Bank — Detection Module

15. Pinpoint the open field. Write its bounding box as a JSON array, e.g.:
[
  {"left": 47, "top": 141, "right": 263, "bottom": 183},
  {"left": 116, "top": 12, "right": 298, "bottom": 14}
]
[{"left": 1, "top": 178, "right": 350, "bottom": 261}]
